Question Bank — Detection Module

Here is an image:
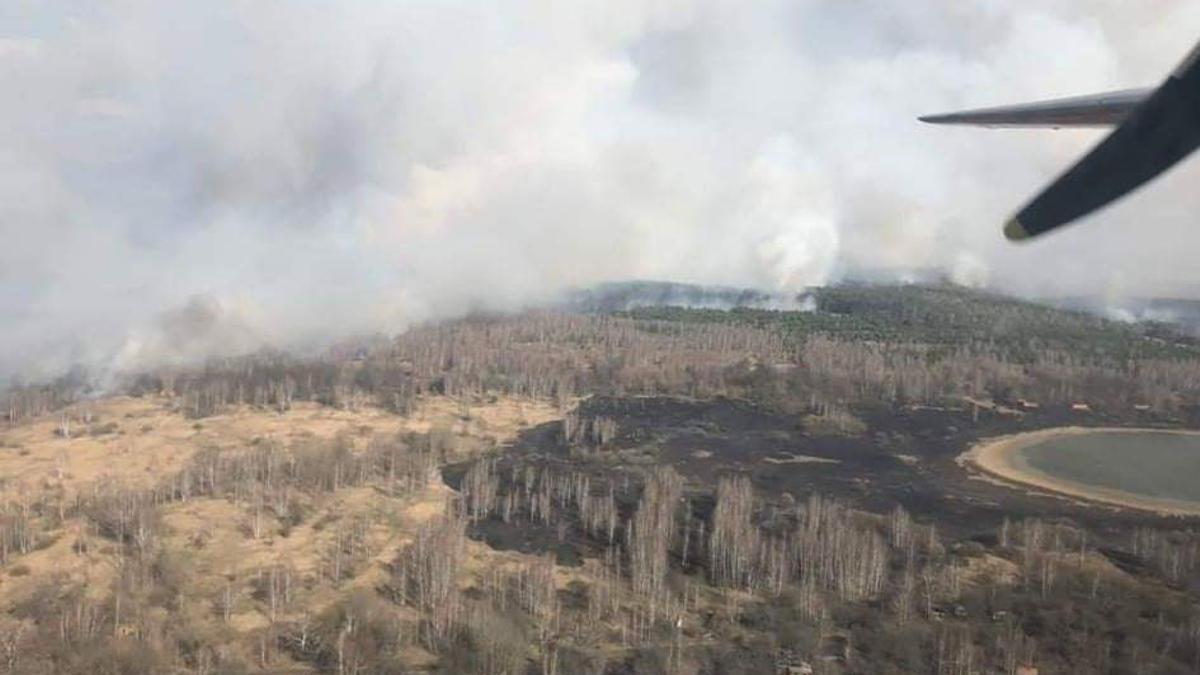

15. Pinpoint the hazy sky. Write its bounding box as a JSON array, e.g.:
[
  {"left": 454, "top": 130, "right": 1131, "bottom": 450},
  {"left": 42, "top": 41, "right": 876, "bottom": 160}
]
[{"left": 3, "top": 1, "right": 1200, "bottom": 382}]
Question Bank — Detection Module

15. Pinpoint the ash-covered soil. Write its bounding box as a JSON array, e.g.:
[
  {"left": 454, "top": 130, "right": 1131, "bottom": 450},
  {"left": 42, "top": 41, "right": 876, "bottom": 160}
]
[{"left": 447, "top": 395, "right": 1200, "bottom": 557}]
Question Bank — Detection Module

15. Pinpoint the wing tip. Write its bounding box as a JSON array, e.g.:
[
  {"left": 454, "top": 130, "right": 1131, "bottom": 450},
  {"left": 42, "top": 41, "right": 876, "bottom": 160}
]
[{"left": 1003, "top": 217, "right": 1032, "bottom": 242}]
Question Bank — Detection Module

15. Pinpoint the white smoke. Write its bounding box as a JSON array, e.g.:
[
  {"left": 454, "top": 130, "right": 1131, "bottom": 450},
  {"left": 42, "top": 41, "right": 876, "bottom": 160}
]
[{"left": 2, "top": 1, "right": 1200, "bottom": 382}]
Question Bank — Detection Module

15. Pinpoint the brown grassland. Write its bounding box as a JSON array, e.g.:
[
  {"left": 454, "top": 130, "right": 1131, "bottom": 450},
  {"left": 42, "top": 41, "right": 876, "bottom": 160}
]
[{"left": 0, "top": 394, "right": 563, "bottom": 672}]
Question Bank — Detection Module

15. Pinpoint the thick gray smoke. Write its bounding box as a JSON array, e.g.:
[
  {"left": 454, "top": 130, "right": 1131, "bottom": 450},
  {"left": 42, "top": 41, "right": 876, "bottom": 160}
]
[{"left": 3, "top": 1, "right": 1200, "bottom": 383}]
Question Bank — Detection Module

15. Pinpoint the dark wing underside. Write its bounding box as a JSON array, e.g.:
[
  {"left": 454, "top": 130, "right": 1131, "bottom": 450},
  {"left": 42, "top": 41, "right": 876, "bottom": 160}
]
[
  {"left": 921, "top": 39, "right": 1200, "bottom": 240},
  {"left": 919, "top": 88, "right": 1151, "bottom": 128},
  {"left": 1005, "top": 55, "right": 1200, "bottom": 240}
]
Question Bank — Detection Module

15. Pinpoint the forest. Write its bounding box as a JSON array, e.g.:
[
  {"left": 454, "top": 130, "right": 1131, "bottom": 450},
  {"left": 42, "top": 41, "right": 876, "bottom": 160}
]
[
  {"left": 10, "top": 283, "right": 1200, "bottom": 425},
  {"left": 2, "top": 283, "right": 1200, "bottom": 674}
]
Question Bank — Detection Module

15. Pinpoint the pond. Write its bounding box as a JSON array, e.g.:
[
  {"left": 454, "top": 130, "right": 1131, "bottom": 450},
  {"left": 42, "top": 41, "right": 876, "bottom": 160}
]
[{"left": 1019, "top": 430, "right": 1200, "bottom": 505}]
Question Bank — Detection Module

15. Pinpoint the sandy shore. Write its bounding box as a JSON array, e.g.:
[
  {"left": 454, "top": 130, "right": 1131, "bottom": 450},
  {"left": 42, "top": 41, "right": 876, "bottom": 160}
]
[{"left": 958, "top": 427, "right": 1200, "bottom": 517}]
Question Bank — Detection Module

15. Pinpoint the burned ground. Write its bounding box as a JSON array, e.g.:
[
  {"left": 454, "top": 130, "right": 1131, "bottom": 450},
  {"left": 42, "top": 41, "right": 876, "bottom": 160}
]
[{"left": 448, "top": 395, "right": 1200, "bottom": 561}]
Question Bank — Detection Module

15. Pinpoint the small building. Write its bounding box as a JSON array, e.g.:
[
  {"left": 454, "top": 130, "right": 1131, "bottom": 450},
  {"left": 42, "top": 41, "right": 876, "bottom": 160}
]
[
  {"left": 1070, "top": 402, "right": 1091, "bottom": 412},
  {"left": 1017, "top": 398, "right": 1040, "bottom": 410},
  {"left": 1134, "top": 404, "right": 1152, "bottom": 411}
]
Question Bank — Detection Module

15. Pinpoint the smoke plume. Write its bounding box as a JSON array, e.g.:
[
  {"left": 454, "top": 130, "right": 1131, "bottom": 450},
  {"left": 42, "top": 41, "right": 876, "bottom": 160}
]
[{"left": 3, "top": 1, "right": 1200, "bottom": 382}]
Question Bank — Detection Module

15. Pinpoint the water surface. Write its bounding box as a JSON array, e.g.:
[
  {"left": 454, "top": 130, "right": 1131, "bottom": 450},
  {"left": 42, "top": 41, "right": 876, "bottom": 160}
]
[{"left": 1020, "top": 431, "right": 1200, "bottom": 504}]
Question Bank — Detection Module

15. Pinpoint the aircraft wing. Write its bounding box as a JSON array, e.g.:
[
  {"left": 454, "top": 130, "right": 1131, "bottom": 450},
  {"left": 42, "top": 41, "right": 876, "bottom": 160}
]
[
  {"left": 920, "top": 39, "right": 1200, "bottom": 240},
  {"left": 919, "top": 88, "right": 1151, "bottom": 128}
]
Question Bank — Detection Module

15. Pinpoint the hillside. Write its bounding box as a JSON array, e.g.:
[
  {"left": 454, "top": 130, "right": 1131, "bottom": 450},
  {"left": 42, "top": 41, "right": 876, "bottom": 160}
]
[{"left": 619, "top": 282, "right": 1200, "bottom": 362}]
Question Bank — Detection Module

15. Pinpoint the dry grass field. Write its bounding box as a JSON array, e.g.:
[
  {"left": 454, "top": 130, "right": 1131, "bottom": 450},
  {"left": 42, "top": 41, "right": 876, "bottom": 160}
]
[
  {"left": 0, "top": 395, "right": 558, "bottom": 498},
  {"left": 0, "top": 394, "right": 566, "bottom": 672}
]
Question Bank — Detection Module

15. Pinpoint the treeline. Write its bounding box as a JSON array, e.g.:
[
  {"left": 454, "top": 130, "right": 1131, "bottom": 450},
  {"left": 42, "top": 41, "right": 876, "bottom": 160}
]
[
  {"left": 768, "top": 334, "right": 1200, "bottom": 411},
  {"left": 1, "top": 367, "right": 90, "bottom": 425},
  {"left": 136, "top": 300, "right": 1200, "bottom": 417},
  {"left": 107, "top": 313, "right": 795, "bottom": 419},
  {"left": 9, "top": 285, "right": 1200, "bottom": 425},
  {"left": 624, "top": 283, "right": 1200, "bottom": 361}
]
